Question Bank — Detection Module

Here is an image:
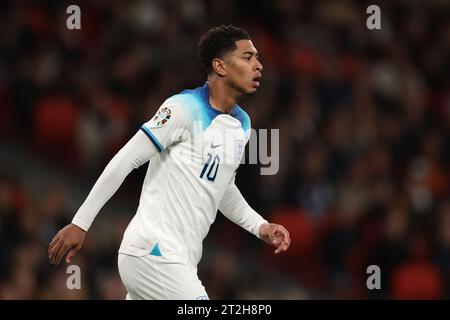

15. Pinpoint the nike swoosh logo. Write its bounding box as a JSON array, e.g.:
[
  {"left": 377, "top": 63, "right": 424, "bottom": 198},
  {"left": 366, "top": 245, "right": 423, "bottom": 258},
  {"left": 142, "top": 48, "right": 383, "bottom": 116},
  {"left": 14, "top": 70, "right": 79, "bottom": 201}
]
[{"left": 211, "top": 142, "right": 222, "bottom": 149}]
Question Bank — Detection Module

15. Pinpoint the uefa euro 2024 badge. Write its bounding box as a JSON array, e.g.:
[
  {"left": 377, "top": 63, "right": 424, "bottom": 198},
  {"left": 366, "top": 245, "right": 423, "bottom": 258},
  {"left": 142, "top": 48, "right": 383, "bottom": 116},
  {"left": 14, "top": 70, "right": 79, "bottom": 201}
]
[{"left": 152, "top": 107, "right": 172, "bottom": 127}]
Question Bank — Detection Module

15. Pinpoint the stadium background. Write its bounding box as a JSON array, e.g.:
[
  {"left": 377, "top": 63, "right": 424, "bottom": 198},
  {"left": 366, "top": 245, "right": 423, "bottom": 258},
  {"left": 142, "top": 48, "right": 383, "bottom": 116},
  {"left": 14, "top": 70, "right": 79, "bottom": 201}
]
[{"left": 0, "top": 0, "right": 449, "bottom": 299}]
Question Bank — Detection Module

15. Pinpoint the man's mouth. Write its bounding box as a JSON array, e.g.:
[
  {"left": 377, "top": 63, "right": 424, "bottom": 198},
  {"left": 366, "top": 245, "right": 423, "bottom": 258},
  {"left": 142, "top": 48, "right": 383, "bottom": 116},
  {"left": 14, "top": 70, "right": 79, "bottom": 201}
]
[{"left": 252, "top": 75, "right": 262, "bottom": 87}]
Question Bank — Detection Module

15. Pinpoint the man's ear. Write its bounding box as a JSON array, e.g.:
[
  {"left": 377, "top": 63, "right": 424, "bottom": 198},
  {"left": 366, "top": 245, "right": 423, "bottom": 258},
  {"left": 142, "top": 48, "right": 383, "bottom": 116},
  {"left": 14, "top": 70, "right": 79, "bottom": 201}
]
[{"left": 212, "top": 58, "right": 227, "bottom": 77}]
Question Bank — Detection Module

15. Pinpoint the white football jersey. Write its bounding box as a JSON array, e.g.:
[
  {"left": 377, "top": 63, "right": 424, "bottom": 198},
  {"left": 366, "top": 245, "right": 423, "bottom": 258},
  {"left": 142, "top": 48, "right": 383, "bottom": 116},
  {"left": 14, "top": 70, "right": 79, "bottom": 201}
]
[{"left": 118, "top": 82, "right": 264, "bottom": 266}]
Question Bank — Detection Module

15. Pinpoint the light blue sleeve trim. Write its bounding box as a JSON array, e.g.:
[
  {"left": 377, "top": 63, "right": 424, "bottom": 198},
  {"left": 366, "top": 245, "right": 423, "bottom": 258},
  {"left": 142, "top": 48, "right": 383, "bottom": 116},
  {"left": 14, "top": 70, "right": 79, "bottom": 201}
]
[{"left": 140, "top": 126, "right": 165, "bottom": 152}]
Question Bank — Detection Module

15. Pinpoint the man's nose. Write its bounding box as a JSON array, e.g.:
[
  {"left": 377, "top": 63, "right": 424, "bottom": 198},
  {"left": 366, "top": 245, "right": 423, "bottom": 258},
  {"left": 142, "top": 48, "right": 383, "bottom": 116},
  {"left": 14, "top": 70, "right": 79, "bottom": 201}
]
[{"left": 255, "top": 60, "right": 263, "bottom": 72}]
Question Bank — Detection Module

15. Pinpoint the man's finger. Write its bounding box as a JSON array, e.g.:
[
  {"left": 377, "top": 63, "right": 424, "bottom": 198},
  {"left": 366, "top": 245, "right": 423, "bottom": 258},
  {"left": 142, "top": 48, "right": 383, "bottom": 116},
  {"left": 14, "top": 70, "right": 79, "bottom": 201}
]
[
  {"left": 55, "top": 243, "right": 70, "bottom": 266},
  {"left": 274, "top": 240, "right": 283, "bottom": 254},
  {"left": 282, "top": 231, "right": 291, "bottom": 246},
  {"left": 275, "top": 245, "right": 286, "bottom": 254},
  {"left": 49, "top": 239, "right": 64, "bottom": 264},
  {"left": 275, "top": 239, "right": 290, "bottom": 254},
  {"left": 66, "top": 247, "right": 79, "bottom": 264},
  {"left": 48, "top": 234, "right": 60, "bottom": 253},
  {"left": 274, "top": 228, "right": 285, "bottom": 239},
  {"left": 270, "top": 228, "right": 278, "bottom": 242},
  {"left": 277, "top": 228, "right": 290, "bottom": 245},
  {"left": 271, "top": 226, "right": 284, "bottom": 241},
  {"left": 279, "top": 232, "right": 290, "bottom": 247}
]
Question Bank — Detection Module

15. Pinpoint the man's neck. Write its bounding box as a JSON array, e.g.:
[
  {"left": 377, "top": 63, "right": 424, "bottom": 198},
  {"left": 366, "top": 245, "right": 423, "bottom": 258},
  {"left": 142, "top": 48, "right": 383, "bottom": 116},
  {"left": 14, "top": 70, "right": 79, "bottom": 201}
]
[{"left": 207, "top": 77, "right": 239, "bottom": 114}]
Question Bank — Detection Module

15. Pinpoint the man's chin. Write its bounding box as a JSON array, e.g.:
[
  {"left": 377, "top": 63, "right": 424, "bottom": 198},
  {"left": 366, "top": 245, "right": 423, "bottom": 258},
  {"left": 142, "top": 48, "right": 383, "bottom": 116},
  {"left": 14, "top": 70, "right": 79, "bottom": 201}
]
[
  {"left": 245, "top": 87, "right": 258, "bottom": 96},
  {"left": 234, "top": 84, "right": 258, "bottom": 97}
]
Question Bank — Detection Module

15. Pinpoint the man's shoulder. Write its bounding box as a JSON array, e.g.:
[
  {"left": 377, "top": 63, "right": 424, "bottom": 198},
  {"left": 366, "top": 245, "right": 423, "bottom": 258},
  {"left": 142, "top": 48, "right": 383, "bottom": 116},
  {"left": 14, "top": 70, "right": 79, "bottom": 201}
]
[
  {"left": 162, "top": 84, "right": 206, "bottom": 112},
  {"left": 232, "top": 105, "right": 251, "bottom": 132}
]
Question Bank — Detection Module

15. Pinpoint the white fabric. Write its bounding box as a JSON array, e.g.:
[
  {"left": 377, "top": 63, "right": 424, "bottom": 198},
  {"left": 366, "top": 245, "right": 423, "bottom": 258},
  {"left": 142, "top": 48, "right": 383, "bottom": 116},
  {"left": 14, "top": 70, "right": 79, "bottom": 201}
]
[
  {"left": 117, "top": 253, "right": 208, "bottom": 300},
  {"left": 72, "top": 131, "right": 156, "bottom": 231},
  {"left": 72, "top": 84, "right": 268, "bottom": 269},
  {"left": 219, "top": 177, "right": 268, "bottom": 239}
]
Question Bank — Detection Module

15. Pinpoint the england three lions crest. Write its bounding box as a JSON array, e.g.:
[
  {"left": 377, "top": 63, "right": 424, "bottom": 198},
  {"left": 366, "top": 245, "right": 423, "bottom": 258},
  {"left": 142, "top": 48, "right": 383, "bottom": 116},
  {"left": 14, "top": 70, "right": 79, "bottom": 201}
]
[{"left": 236, "top": 139, "right": 245, "bottom": 163}]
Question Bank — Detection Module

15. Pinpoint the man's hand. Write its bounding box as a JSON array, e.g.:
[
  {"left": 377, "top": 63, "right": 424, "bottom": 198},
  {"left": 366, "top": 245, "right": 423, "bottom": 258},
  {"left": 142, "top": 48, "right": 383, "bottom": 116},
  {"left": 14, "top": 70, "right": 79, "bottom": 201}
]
[
  {"left": 48, "top": 224, "right": 86, "bottom": 266},
  {"left": 259, "top": 223, "right": 291, "bottom": 255}
]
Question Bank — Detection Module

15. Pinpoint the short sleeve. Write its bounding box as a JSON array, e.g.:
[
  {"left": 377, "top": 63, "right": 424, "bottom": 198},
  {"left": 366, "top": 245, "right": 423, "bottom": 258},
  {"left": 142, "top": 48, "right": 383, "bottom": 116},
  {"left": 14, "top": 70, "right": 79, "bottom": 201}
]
[{"left": 140, "top": 99, "right": 191, "bottom": 152}]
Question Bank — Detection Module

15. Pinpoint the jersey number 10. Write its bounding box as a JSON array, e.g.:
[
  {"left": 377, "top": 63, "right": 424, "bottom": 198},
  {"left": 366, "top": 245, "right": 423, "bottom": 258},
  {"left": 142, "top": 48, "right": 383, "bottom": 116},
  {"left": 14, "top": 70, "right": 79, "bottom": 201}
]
[{"left": 200, "top": 153, "right": 220, "bottom": 182}]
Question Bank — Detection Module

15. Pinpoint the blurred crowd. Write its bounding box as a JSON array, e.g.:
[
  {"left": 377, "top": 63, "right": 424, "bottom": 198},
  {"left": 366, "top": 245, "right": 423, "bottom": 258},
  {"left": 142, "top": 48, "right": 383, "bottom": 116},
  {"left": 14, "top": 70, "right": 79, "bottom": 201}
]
[{"left": 0, "top": 0, "right": 449, "bottom": 299}]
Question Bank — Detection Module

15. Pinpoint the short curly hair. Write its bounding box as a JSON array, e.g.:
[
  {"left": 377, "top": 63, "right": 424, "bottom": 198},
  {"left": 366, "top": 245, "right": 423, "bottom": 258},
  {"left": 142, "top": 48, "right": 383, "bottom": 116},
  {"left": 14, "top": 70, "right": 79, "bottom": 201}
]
[{"left": 197, "top": 25, "right": 251, "bottom": 75}]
